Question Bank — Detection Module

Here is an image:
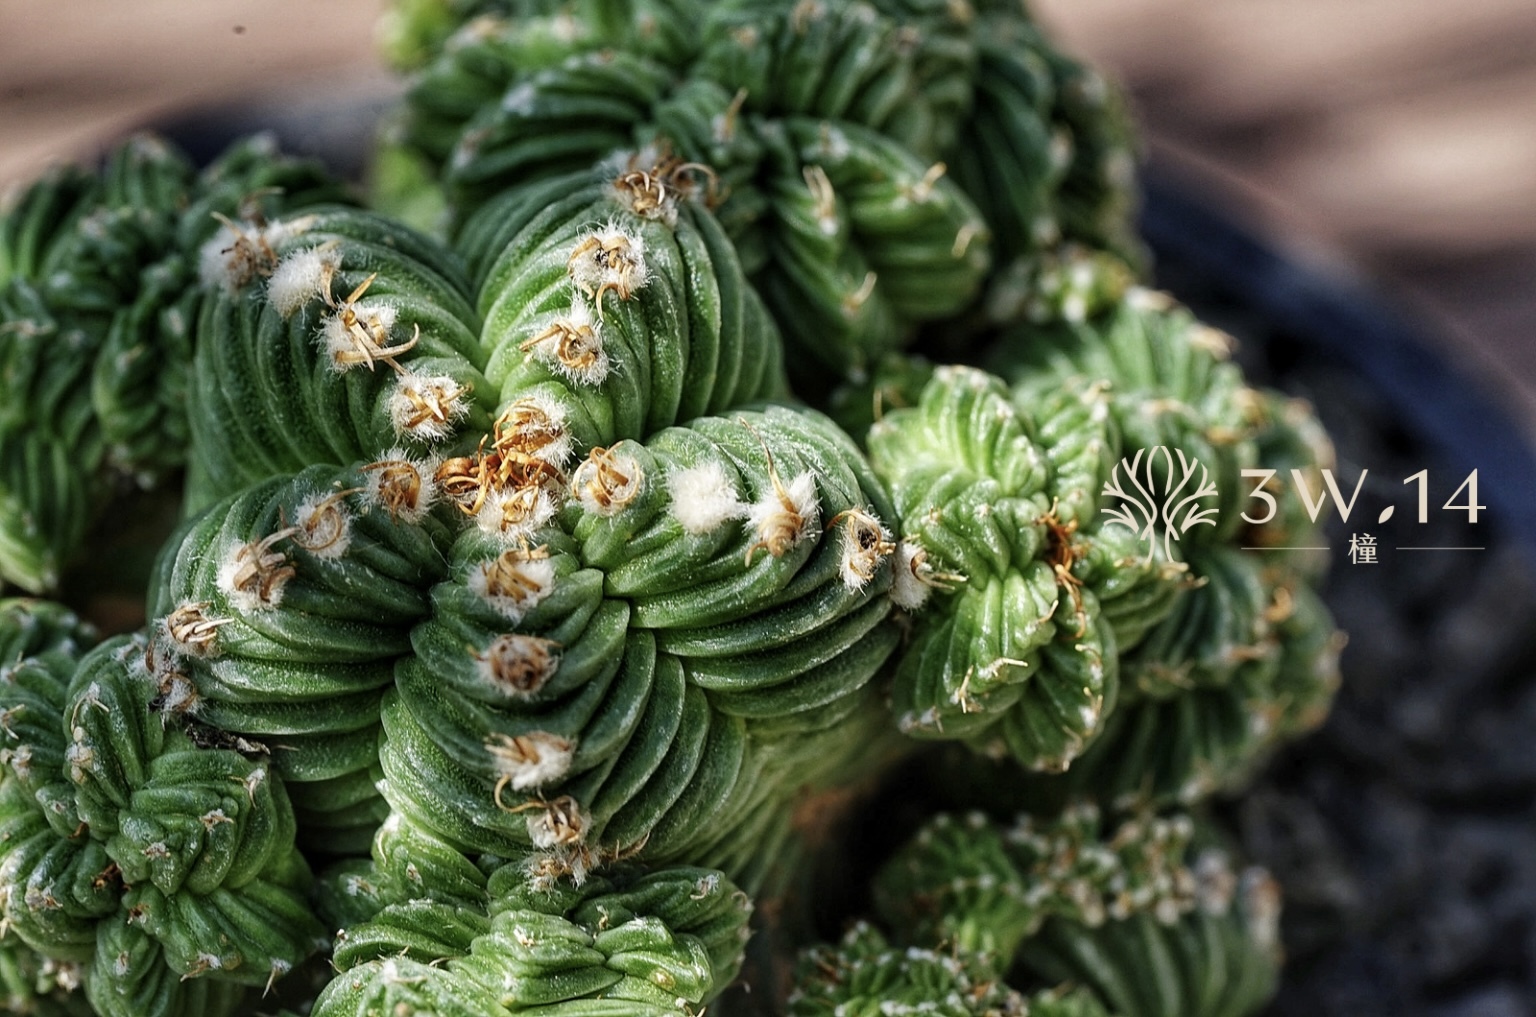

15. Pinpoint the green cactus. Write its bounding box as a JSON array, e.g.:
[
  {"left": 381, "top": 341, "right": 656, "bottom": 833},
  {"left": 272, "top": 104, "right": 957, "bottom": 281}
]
[
  {"left": 0, "top": 609, "right": 324, "bottom": 1017},
  {"left": 311, "top": 861, "right": 750, "bottom": 1015},
  {"left": 0, "top": 0, "right": 1349, "bottom": 1012},
  {"left": 0, "top": 134, "right": 350, "bottom": 593},
  {"left": 788, "top": 921, "right": 1038, "bottom": 1016},
  {"left": 873, "top": 807, "right": 1282, "bottom": 1017},
  {"left": 387, "top": 0, "right": 1151, "bottom": 379}
]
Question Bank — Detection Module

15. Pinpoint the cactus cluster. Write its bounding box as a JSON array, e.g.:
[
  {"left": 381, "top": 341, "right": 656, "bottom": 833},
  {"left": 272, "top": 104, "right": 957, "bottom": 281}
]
[{"left": 0, "top": 0, "right": 1344, "bottom": 1012}]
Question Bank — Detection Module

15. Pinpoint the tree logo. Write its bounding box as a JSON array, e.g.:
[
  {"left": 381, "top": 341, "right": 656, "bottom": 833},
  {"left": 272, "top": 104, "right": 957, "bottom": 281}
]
[{"left": 1101, "top": 446, "right": 1220, "bottom": 557}]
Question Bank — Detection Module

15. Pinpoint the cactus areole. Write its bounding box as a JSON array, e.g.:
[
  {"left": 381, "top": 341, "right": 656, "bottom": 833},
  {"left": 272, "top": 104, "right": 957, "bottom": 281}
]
[{"left": 0, "top": 1, "right": 1342, "bottom": 1014}]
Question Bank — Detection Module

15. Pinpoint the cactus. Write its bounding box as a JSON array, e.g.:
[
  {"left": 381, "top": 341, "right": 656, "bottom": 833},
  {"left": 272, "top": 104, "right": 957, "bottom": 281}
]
[
  {"left": 0, "top": 0, "right": 1347, "bottom": 1012},
  {"left": 871, "top": 808, "right": 1282, "bottom": 1017},
  {"left": 0, "top": 136, "right": 350, "bottom": 594}
]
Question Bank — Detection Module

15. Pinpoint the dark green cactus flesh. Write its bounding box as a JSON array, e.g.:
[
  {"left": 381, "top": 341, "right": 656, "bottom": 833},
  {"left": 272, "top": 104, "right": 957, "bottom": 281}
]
[
  {"left": 0, "top": 136, "right": 351, "bottom": 594},
  {"left": 0, "top": 1, "right": 1347, "bottom": 1012}
]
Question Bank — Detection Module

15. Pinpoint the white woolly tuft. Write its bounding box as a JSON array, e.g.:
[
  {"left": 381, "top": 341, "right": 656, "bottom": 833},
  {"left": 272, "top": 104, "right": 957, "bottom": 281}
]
[
  {"left": 216, "top": 539, "right": 289, "bottom": 613},
  {"left": 473, "top": 634, "right": 560, "bottom": 698},
  {"left": 835, "top": 509, "right": 893, "bottom": 591},
  {"left": 501, "top": 392, "right": 574, "bottom": 466},
  {"left": 817, "top": 125, "right": 852, "bottom": 162},
  {"left": 572, "top": 449, "right": 642, "bottom": 517},
  {"left": 271, "top": 218, "right": 314, "bottom": 246},
  {"left": 160, "top": 601, "right": 229, "bottom": 659},
  {"left": 502, "top": 82, "right": 537, "bottom": 115},
  {"left": 157, "top": 676, "right": 200, "bottom": 716},
  {"left": 666, "top": 461, "right": 742, "bottom": 534},
  {"left": 487, "top": 732, "right": 575, "bottom": 792},
  {"left": 469, "top": 553, "right": 556, "bottom": 624},
  {"left": 7, "top": 743, "right": 32, "bottom": 781},
  {"left": 476, "top": 485, "right": 558, "bottom": 544},
  {"left": 568, "top": 222, "right": 648, "bottom": 304},
  {"left": 891, "top": 541, "right": 933, "bottom": 611},
  {"left": 199, "top": 216, "right": 314, "bottom": 294},
  {"left": 388, "top": 372, "right": 471, "bottom": 442},
  {"left": 1062, "top": 291, "right": 1088, "bottom": 324},
  {"left": 745, "top": 471, "right": 819, "bottom": 554},
  {"left": 612, "top": 169, "right": 683, "bottom": 227},
  {"left": 197, "top": 225, "right": 246, "bottom": 293},
  {"left": 267, "top": 245, "right": 340, "bottom": 318},
  {"left": 598, "top": 144, "right": 661, "bottom": 181},
  {"left": 524, "top": 798, "right": 590, "bottom": 849},
  {"left": 216, "top": 553, "right": 267, "bottom": 617},
  {"left": 321, "top": 301, "right": 399, "bottom": 372}
]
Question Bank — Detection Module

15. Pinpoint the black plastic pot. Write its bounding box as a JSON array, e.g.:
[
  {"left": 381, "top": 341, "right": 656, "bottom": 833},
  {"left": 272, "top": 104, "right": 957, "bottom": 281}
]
[{"left": 1139, "top": 174, "right": 1536, "bottom": 1016}]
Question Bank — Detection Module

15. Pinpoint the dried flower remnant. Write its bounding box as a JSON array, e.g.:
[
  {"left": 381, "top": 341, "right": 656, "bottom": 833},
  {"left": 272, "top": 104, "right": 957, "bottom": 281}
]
[
  {"left": 218, "top": 528, "right": 301, "bottom": 611},
  {"left": 572, "top": 446, "right": 641, "bottom": 516},
  {"left": 831, "top": 508, "right": 895, "bottom": 590},
  {"left": 388, "top": 372, "right": 472, "bottom": 442},
  {"left": 567, "top": 224, "right": 649, "bottom": 310},
  {"left": 469, "top": 546, "right": 557, "bottom": 623},
  {"left": 361, "top": 451, "right": 439, "bottom": 522},
  {"left": 318, "top": 272, "right": 421, "bottom": 374},
  {"left": 520, "top": 299, "right": 609, "bottom": 385}
]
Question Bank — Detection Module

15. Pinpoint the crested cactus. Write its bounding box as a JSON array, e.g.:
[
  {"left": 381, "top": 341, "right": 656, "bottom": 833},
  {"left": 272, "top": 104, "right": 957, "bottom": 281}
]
[
  {"left": 0, "top": 609, "right": 324, "bottom": 1017},
  {"left": 312, "top": 861, "right": 751, "bottom": 1014},
  {"left": 872, "top": 807, "right": 1282, "bottom": 1017},
  {"left": 0, "top": 136, "right": 348, "bottom": 593},
  {"left": 0, "top": 0, "right": 1348, "bottom": 1012}
]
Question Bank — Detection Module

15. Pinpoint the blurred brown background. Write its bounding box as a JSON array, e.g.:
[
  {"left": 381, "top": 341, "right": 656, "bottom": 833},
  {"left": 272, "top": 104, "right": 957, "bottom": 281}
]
[{"left": 3, "top": 0, "right": 1535, "bottom": 432}]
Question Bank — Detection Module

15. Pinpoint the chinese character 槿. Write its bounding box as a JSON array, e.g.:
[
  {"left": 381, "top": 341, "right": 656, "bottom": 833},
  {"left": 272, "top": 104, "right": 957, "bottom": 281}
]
[{"left": 1348, "top": 532, "right": 1378, "bottom": 564}]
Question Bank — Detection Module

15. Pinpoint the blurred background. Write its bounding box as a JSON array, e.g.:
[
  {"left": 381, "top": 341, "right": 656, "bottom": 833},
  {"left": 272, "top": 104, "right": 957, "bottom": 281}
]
[{"left": 3, "top": 0, "right": 1535, "bottom": 438}]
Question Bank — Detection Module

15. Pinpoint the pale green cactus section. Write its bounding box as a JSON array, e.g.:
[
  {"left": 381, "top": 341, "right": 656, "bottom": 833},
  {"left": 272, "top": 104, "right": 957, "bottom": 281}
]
[
  {"left": 1036, "top": 555, "right": 1343, "bottom": 808},
  {"left": 790, "top": 920, "right": 1119, "bottom": 1017},
  {"left": 788, "top": 921, "right": 1032, "bottom": 1017},
  {"left": 311, "top": 861, "right": 750, "bottom": 1016},
  {"left": 993, "top": 291, "right": 1265, "bottom": 544},
  {"left": 873, "top": 807, "right": 1283, "bottom": 1017},
  {"left": 865, "top": 364, "right": 1195, "bottom": 772},
  {"left": 892, "top": 290, "right": 1345, "bottom": 804}
]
